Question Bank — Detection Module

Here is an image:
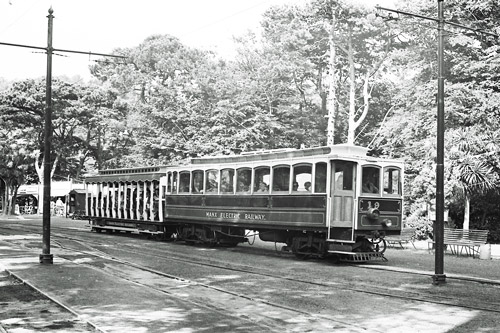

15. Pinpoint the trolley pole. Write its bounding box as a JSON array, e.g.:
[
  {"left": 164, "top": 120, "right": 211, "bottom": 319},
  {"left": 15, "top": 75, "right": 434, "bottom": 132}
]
[{"left": 40, "top": 7, "right": 54, "bottom": 264}]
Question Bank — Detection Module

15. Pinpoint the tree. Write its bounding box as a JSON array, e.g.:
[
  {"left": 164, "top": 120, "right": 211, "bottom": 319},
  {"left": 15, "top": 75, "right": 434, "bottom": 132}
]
[
  {"left": 0, "top": 128, "right": 36, "bottom": 215},
  {"left": 372, "top": 0, "right": 500, "bottom": 231},
  {"left": 256, "top": 0, "right": 396, "bottom": 146},
  {"left": 0, "top": 78, "right": 125, "bottom": 215},
  {"left": 448, "top": 128, "right": 499, "bottom": 229},
  {"left": 91, "top": 34, "right": 294, "bottom": 164}
]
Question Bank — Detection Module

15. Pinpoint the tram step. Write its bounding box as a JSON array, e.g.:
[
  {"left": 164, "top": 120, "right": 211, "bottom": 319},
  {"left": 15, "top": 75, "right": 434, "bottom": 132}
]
[{"left": 328, "top": 251, "right": 387, "bottom": 262}]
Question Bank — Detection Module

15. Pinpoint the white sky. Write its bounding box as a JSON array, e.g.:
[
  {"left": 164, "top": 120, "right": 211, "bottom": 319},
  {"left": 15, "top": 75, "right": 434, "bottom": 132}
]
[{"left": 0, "top": 0, "right": 395, "bottom": 82}]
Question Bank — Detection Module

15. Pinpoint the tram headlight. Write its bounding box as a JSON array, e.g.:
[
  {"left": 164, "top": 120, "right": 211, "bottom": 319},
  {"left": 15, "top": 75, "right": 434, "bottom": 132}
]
[{"left": 366, "top": 208, "right": 380, "bottom": 220}]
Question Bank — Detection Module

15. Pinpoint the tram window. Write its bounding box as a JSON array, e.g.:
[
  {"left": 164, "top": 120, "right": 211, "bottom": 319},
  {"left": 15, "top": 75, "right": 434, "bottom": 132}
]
[
  {"left": 362, "top": 166, "right": 380, "bottom": 194},
  {"left": 293, "top": 164, "right": 312, "bottom": 192},
  {"left": 172, "top": 172, "right": 178, "bottom": 193},
  {"left": 334, "top": 161, "right": 353, "bottom": 191},
  {"left": 314, "top": 162, "right": 327, "bottom": 193},
  {"left": 205, "top": 169, "right": 219, "bottom": 194},
  {"left": 236, "top": 168, "right": 251, "bottom": 193},
  {"left": 272, "top": 165, "right": 290, "bottom": 192},
  {"left": 384, "top": 167, "right": 401, "bottom": 195},
  {"left": 254, "top": 167, "right": 270, "bottom": 193},
  {"left": 220, "top": 169, "right": 235, "bottom": 193},
  {"left": 166, "top": 172, "right": 172, "bottom": 193},
  {"left": 192, "top": 170, "right": 204, "bottom": 194},
  {"left": 179, "top": 172, "right": 191, "bottom": 193}
]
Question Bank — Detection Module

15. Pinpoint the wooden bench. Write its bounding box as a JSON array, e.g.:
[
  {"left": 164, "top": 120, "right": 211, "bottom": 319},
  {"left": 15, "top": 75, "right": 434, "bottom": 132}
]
[
  {"left": 385, "top": 228, "right": 416, "bottom": 249},
  {"left": 428, "top": 228, "right": 489, "bottom": 258}
]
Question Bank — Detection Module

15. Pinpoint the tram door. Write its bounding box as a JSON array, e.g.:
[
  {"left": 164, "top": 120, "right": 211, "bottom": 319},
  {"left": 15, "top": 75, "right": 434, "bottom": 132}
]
[{"left": 329, "top": 160, "right": 356, "bottom": 241}]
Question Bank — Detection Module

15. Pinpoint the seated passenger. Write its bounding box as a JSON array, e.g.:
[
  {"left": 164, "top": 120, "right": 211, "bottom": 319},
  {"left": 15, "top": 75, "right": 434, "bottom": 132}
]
[
  {"left": 257, "top": 182, "right": 268, "bottom": 193},
  {"left": 304, "top": 181, "right": 311, "bottom": 191},
  {"left": 292, "top": 182, "right": 299, "bottom": 191},
  {"left": 237, "top": 183, "right": 250, "bottom": 193}
]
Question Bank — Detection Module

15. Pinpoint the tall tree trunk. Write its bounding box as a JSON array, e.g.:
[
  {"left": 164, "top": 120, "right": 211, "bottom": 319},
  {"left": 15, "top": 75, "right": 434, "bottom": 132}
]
[
  {"left": 3, "top": 181, "right": 11, "bottom": 216},
  {"left": 463, "top": 193, "right": 470, "bottom": 230},
  {"left": 326, "top": 4, "right": 337, "bottom": 146},
  {"left": 34, "top": 151, "right": 59, "bottom": 214},
  {"left": 9, "top": 184, "right": 19, "bottom": 215},
  {"left": 346, "top": 25, "right": 356, "bottom": 144}
]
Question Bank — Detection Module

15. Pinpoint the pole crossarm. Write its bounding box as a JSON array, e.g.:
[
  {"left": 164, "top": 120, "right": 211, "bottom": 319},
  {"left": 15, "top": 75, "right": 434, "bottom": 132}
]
[
  {"left": 0, "top": 41, "right": 127, "bottom": 59},
  {"left": 375, "top": 6, "right": 499, "bottom": 37}
]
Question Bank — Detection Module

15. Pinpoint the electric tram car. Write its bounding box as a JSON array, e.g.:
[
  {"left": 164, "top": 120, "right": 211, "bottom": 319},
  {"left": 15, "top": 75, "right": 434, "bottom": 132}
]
[{"left": 85, "top": 144, "right": 404, "bottom": 262}]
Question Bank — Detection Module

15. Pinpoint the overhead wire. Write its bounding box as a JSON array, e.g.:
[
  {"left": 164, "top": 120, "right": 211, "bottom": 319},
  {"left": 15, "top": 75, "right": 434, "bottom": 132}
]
[
  {"left": 180, "top": 0, "right": 273, "bottom": 38},
  {"left": 0, "top": 0, "right": 38, "bottom": 38}
]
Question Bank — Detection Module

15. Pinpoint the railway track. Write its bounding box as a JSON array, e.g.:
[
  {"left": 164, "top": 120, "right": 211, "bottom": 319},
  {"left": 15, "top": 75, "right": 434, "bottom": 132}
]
[
  {"left": 2, "top": 222, "right": 500, "bottom": 317},
  {"left": 0, "top": 227, "right": 370, "bottom": 332}
]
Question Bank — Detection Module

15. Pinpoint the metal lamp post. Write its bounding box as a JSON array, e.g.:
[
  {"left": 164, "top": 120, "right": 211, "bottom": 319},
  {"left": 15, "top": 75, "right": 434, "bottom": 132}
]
[{"left": 40, "top": 7, "right": 54, "bottom": 264}]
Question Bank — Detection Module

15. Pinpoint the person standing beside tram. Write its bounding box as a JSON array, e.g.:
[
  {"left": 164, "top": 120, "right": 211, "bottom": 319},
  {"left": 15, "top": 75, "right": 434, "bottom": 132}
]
[{"left": 55, "top": 197, "right": 64, "bottom": 216}]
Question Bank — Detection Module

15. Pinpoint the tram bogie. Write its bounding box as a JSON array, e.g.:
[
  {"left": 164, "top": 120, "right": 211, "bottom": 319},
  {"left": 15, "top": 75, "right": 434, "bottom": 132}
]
[
  {"left": 177, "top": 224, "right": 247, "bottom": 246},
  {"left": 84, "top": 144, "right": 404, "bottom": 263}
]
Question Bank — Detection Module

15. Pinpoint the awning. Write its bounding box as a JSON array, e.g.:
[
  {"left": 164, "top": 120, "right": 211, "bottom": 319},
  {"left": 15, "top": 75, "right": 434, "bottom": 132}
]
[
  {"left": 85, "top": 173, "right": 164, "bottom": 183},
  {"left": 16, "top": 194, "right": 38, "bottom": 198},
  {"left": 69, "top": 189, "right": 86, "bottom": 195}
]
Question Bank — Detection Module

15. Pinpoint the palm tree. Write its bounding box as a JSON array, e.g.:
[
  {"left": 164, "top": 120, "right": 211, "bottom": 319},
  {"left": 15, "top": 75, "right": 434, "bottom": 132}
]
[
  {"left": 448, "top": 129, "right": 498, "bottom": 230},
  {"left": 456, "top": 157, "right": 496, "bottom": 229}
]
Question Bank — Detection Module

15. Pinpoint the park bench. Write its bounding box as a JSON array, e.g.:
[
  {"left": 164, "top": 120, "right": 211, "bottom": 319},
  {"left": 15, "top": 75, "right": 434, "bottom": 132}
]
[
  {"left": 385, "top": 228, "right": 416, "bottom": 249},
  {"left": 428, "top": 228, "right": 489, "bottom": 258}
]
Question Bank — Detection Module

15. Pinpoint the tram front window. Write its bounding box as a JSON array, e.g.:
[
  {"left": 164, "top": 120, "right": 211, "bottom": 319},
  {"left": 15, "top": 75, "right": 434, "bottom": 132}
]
[{"left": 362, "top": 166, "right": 380, "bottom": 194}]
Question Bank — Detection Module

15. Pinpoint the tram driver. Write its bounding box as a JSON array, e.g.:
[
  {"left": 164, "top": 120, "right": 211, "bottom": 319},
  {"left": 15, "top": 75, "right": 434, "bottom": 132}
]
[{"left": 362, "top": 169, "right": 379, "bottom": 194}]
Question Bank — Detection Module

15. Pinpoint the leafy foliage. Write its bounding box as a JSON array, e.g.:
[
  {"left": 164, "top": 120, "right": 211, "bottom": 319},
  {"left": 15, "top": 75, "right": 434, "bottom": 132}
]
[{"left": 1, "top": 0, "right": 499, "bottom": 235}]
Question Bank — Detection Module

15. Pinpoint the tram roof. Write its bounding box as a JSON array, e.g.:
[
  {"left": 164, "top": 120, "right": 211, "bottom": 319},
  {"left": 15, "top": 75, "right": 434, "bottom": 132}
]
[
  {"left": 85, "top": 166, "right": 166, "bottom": 183},
  {"left": 190, "top": 144, "right": 373, "bottom": 165}
]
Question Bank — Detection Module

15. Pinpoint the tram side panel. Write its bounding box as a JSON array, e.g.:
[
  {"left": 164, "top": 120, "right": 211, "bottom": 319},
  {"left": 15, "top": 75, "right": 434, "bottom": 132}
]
[{"left": 165, "top": 194, "right": 328, "bottom": 244}]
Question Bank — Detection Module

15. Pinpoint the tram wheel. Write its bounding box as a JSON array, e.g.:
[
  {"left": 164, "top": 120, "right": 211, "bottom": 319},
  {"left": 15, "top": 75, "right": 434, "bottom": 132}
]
[
  {"left": 294, "top": 251, "right": 311, "bottom": 260},
  {"left": 328, "top": 254, "right": 341, "bottom": 264},
  {"left": 371, "top": 237, "right": 387, "bottom": 254}
]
